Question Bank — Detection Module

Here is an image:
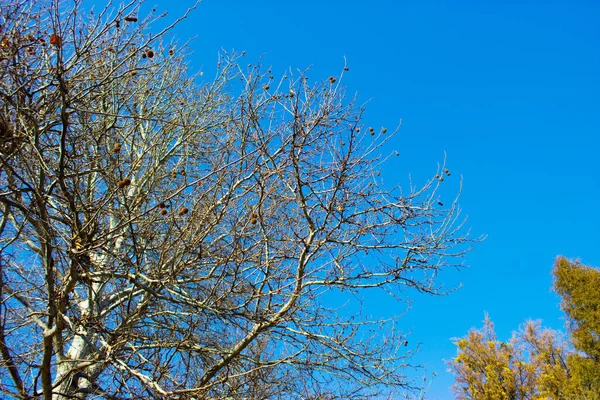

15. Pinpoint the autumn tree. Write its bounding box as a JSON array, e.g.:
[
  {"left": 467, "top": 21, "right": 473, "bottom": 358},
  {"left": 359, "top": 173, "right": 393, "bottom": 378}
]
[
  {"left": 449, "top": 257, "right": 600, "bottom": 400},
  {"left": 553, "top": 257, "right": 600, "bottom": 398},
  {"left": 0, "top": 0, "right": 473, "bottom": 398}
]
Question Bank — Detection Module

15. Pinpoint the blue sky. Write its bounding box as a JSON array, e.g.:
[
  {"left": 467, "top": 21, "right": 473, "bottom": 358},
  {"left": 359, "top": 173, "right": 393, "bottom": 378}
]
[{"left": 134, "top": 0, "right": 599, "bottom": 397}]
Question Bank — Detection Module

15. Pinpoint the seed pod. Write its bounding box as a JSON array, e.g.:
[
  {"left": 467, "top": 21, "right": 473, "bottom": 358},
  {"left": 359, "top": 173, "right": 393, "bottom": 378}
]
[
  {"left": 124, "top": 16, "right": 138, "bottom": 22},
  {"left": 49, "top": 33, "right": 61, "bottom": 47},
  {"left": 112, "top": 143, "right": 122, "bottom": 153},
  {"left": 160, "top": 209, "right": 168, "bottom": 215},
  {"left": 344, "top": 67, "right": 349, "bottom": 71},
  {"left": 178, "top": 207, "right": 189, "bottom": 216},
  {"left": 329, "top": 76, "right": 336, "bottom": 83},
  {"left": 250, "top": 218, "right": 257, "bottom": 225},
  {"left": 146, "top": 49, "right": 154, "bottom": 58},
  {"left": 381, "top": 127, "right": 387, "bottom": 133},
  {"left": 117, "top": 178, "right": 131, "bottom": 188},
  {"left": 158, "top": 202, "right": 166, "bottom": 208}
]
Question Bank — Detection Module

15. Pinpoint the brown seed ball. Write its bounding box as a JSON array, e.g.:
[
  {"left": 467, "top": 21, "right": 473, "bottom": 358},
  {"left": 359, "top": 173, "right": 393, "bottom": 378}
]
[
  {"left": 169, "top": 49, "right": 174, "bottom": 56},
  {"left": 263, "top": 85, "right": 270, "bottom": 91},
  {"left": 49, "top": 33, "right": 61, "bottom": 47},
  {"left": 329, "top": 77, "right": 336, "bottom": 83},
  {"left": 141, "top": 52, "right": 147, "bottom": 59},
  {"left": 146, "top": 49, "right": 154, "bottom": 58},
  {"left": 117, "top": 178, "right": 131, "bottom": 188},
  {"left": 112, "top": 143, "right": 122, "bottom": 153},
  {"left": 344, "top": 67, "right": 349, "bottom": 71},
  {"left": 160, "top": 209, "right": 168, "bottom": 215},
  {"left": 445, "top": 169, "right": 451, "bottom": 176},
  {"left": 381, "top": 127, "right": 387, "bottom": 133},
  {"left": 124, "top": 16, "right": 138, "bottom": 22},
  {"left": 158, "top": 202, "right": 166, "bottom": 208},
  {"left": 340, "top": 141, "right": 346, "bottom": 146},
  {"left": 369, "top": 127, "right": 374, "bottom": 132},
  {"left": 178, "top": 207, "right": 189, "bottom": 216},
  {"left": 356, "top": 127, "right": 360, "bottom": 133},
  {"left": 250, "top": 218, "right": 257, "bottom": 225}
]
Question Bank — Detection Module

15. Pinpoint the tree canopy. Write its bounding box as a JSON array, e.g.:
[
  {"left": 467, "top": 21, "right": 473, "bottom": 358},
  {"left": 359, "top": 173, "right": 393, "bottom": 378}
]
[
  {"left": 0, "top": 0, "right": 472, "bottom": 399},
  {"left": 449, "top": 257, "right": 600, "bottom": 400}
]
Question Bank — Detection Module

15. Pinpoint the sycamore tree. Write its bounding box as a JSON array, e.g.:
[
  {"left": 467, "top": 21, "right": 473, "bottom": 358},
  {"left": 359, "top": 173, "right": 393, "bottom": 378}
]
[
  {"left": 0, "top": 0, "right": 473, "bottom": 399},
  {"left": 449, "top": 257, "right": 600, "bottom": 400}
]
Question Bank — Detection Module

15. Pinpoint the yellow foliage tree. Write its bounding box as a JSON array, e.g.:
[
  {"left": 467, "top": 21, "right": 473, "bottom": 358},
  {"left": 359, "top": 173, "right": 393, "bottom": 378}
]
[{"left": 449, "top": 257, "right": 600, "bottom": 400}]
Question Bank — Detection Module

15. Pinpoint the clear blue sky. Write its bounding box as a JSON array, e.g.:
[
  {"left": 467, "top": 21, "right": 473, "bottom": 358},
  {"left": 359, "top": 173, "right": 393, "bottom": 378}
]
[{"left": 133, "top": 0, "right": 599, "bottom": 397}]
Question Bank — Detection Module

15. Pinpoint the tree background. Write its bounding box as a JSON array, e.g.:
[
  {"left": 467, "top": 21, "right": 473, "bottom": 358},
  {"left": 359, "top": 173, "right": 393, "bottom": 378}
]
[{"left": 449, "top": 257, "right": 600, "bottom": 399}]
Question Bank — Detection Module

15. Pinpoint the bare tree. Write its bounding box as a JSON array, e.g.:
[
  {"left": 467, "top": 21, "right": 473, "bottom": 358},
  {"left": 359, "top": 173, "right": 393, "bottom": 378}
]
[{"left": 0, "top": 1, "right": 473, "bottom": 398}]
